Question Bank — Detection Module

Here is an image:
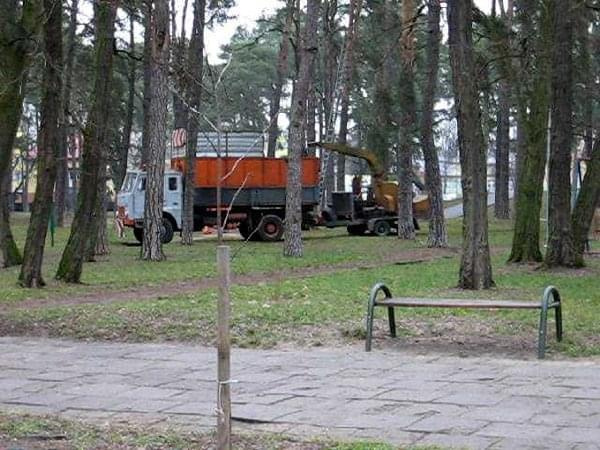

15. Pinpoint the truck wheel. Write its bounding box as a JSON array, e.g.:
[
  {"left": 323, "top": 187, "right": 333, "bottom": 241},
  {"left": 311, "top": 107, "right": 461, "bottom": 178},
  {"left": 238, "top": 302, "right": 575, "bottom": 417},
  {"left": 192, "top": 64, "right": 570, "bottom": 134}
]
[
  {"left": 347, "top": 224, "right": 366, "bottom": 236},
  {"left": 258, "top": 215, "right": 284, "bottom": 242},
  {"left": 373, "top": 220, "right": 391, "bottom": 237},
  {"left": 134, "top": 227, "right": 144, "bottom": 243},
  {"left": 161, "top": 218, "right": 174, "bottom": 244}
]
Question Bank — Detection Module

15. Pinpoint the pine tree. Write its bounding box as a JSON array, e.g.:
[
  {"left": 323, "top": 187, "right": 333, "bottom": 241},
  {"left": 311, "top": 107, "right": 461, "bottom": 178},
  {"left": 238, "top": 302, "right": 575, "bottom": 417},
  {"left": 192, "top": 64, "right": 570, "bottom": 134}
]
[
  {"left": 284, "top": 0, "right": 320, "bottom": 257},
  {"left": 448, "top": 0, "right": 494, "bottom": 289}
]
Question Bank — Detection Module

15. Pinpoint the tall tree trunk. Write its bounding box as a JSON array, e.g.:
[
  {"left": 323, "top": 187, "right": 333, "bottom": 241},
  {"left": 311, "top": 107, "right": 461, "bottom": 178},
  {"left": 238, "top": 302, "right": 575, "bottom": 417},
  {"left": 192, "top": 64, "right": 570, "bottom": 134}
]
[
  {"left": 19, "top": 0, "right": 63, "bottom": 287},
  {"left": 448, "top": 0, "right": 494, "bottom": 289},
  {"left": 0, "top": 0, "right": 39, "bottom": 268},
  {"left": 319, "top": 0, "right": 338, "bottom": 206},
  {"left": 181, "top": 0, "right": 205, "bottom": 245},
  {"left": 366, "top": 0, "right": 394, "bottom": 175},
  {"left": 420, "top": 0, "right": 447, "bottom": 248},
  {"left": 508, "top": 0, "right": 552, "bottom": 263},
  {"left": 142, "top": 0, "right": 170, "bottom": 261},
  {"left": 336, "top": 0, "right": 363, "bottom": 192},
  {"left": 307, "top": 79, "right": 317, "bottom": 146},
  {"left": 544, "top": 0, "right": 580, "bottom": 267},
  {"left": 493, "top": 0, "right": 514, "bottom": 220},
  {"left": 115, "top": 11, "right": 136, "bottom": 192},
  {"left": 93, "top": 183, "right": 110, "bottom": 256},
  {"left": 572, "top": 138, "right": 600, "bottom": 257},
  {"left": 56, "top": 0, "right": 118, "bottom": 283},
  {"left": 0, "top": 171, "right": 21, "bottom": 268},
  {"left": 284, "top": 0, "right": 320, "bottom": 257},
  {"left": 56, "top": 0, "right": 79, "bottom": 227},
  {"left": 267, "top": 0, "right": 294, "bottom": 158},
  {"left": 86, "top": 166, "right": 110, "bottom": 260},
  {"left": 141, "top": 0, "right": 153, "bottom": 167},
  {"left": 396, "top": 0, "right": 417, "bottom": 240},
  {"left": 494, "top": 80, "right": 511, "bottom": 219}
]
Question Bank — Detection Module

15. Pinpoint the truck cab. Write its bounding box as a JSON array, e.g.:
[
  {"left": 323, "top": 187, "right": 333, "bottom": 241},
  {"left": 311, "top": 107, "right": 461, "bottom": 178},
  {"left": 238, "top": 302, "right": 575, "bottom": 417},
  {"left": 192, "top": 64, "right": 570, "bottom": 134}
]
[{"left": 116, "top": 170, "right": 183, "bottom": 243}]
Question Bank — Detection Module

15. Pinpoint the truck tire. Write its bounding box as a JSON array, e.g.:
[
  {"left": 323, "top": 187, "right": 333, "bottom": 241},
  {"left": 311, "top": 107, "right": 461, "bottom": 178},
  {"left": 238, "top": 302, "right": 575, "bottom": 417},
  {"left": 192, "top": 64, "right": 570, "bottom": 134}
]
[
  {"left": 347, "top": 224, "right": 366, "bottom": 236},
  {"left": 258, "top": 215, "right": 284, "bottom": 242},
  {"left": 133, "top": 219, "right": 174, "bottom": 244},
  {"left": 372, "top": 220, "right": 391, "bottom": 237},
  {"left": 161, "top": 218, "right": 174, "bottom": 244}
]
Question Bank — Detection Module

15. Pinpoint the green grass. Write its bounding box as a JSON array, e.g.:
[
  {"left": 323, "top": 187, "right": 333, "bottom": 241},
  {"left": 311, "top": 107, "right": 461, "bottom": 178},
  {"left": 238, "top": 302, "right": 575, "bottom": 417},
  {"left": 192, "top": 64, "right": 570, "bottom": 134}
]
[
  {"left": 0, "top": 212, "right": 423, "bottom": 304},
  {"left": 0, "top": 413, "right": 440, "bottom": 450},
  {"left": 1, "top": 212, "right": 599, "bottom": 357}
]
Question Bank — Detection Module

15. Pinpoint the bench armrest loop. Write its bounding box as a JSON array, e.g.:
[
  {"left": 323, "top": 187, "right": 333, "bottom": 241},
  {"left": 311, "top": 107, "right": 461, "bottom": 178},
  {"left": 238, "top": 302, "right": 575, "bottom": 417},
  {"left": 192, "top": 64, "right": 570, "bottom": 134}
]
[
  {"left": 538, "top": 286, "right": 563, "bottom": 359},
  {"left": 366, "top": 283, "right": 393, "bottom": 352}
]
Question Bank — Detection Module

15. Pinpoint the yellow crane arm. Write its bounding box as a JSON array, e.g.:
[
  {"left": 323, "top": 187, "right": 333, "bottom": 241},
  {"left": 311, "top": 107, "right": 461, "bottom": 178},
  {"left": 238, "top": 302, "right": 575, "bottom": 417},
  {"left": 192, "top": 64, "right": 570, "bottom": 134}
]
[{"left": 309, "top": 142, "right": 385, "bottom": 179}]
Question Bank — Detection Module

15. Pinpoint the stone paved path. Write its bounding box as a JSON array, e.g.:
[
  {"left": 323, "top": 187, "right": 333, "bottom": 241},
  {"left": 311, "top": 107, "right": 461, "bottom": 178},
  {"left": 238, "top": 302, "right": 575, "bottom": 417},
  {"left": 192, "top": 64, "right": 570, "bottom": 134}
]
[{"left": 1, "top": 337, "right": 600, "bottom": 449}]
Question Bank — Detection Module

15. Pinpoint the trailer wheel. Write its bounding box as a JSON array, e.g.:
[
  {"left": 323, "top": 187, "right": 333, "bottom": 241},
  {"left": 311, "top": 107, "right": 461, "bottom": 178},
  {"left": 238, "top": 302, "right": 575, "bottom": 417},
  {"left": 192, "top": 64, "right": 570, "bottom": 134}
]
[
  {"left": 372, "top": 220, "right": 391, "bottom": 237},
  {"left": 258, "top": 215, "right": 284, "bottom": 241},
  {"left": 161, "top": 218, "right": 174, "bottom": 244},
  {"left": 347, "top": 224, "right": 366, "bottom": 236},
  {"left": 134, "top": 227, "right": 144, "bottom": 243}
]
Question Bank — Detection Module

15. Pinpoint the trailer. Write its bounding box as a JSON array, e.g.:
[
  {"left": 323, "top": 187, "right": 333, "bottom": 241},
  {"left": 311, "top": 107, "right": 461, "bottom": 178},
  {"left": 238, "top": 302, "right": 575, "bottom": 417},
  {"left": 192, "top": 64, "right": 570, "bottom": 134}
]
[{"left": 116, "top": 156, "right": 320, "bottom": 243}]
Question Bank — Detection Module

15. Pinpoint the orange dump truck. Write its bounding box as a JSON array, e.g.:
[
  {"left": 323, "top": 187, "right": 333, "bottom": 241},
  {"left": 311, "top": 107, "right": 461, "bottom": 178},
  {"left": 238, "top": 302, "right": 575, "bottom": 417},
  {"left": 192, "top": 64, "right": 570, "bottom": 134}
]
[{"left": 117, "top": 156, "right": 320, "bottom": 243}]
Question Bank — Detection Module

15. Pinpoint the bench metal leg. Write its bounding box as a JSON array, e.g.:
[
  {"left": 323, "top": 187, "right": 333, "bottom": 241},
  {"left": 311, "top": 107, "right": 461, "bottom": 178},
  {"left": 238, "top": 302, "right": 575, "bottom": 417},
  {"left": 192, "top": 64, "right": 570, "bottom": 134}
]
[
  {"left": 366, "top": 283, "right": 393, "bottom": 352},
  {"left": 539, "top": 286, "right": 562, "bottom": 359},
  {"left": 388, "top": 307, "right": 397, "bottom": 338},
  {"left": 538, "top": 301, "right": 548, "bottom": 359},
  {"left": 555, "top": 302, "right": 563, "bottom": 342},
  {"left": 366, "top": 293, "right": 376, "bottom": 352}
]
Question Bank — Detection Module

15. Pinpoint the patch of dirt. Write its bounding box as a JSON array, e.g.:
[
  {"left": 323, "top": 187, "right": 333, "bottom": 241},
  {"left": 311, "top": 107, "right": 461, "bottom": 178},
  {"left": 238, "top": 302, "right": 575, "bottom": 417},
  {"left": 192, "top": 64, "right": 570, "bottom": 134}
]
[
  {"left": 0, "top": 247, "right": 457, "bottom": 313},
  {"left": 278, "top": 315, "right": 561, "bottom": 360}
]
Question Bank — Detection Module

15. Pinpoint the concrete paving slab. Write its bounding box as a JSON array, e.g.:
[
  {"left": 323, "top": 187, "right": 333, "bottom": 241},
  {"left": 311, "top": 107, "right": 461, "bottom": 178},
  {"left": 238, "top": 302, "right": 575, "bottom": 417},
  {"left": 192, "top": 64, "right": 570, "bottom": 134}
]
[{"left": 1, "top": 337, "right": 600, "bottom": 449}]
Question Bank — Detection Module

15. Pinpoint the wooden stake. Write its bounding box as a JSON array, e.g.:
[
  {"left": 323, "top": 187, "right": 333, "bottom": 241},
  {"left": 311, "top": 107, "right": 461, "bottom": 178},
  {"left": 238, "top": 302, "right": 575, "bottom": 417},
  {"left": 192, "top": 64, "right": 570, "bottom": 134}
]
[{"left": 216, "top": 245, "right": 231, "bottom": 449}]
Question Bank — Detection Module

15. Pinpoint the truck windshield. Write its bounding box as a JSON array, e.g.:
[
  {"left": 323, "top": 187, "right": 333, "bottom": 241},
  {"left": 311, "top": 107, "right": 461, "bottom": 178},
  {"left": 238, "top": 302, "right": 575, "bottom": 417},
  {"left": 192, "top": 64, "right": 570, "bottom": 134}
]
[{"left": 121, "top": 173, "right": 137, "bottom": 192}]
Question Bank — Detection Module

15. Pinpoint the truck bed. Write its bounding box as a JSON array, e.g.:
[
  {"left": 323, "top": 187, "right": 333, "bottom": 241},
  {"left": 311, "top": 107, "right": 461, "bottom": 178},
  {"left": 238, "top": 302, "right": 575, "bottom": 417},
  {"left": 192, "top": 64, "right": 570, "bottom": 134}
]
[{"left": 171, "top": 156, "right": 320, "bottom": 189}]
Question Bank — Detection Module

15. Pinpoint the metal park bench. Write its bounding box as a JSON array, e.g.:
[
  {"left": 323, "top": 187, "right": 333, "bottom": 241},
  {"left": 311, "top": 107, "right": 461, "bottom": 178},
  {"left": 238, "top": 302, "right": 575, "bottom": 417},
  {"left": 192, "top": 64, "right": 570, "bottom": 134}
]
[{"left": 365, "top": 284, "right": 563, "bottom": 359}]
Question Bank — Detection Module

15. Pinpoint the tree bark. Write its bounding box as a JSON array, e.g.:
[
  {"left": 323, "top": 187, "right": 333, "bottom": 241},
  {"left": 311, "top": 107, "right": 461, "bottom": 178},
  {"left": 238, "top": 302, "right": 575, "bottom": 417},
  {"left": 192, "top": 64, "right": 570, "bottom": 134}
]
[
  {"left": 366, "top": 0, "right": 394, "bottom": 175},
  {"left": 115, "top": 11, "right": 137, "bottom": 192},
  {"left": 181, "top": 0, "right": 205, "bottom": 245},
  {"left": 142, "top": 0, "right": 170, "bottom": 261},
  {"left": 284, "top": 0, "right": 320, "bottom": 257},
  {"left": 0, "top": 171, "right": 21, "bottom": 268},
  {"left": 495, "top": 0, "right": 513, "bottom": 220},
  {"left": 572, "top": 139, "right": 600, "bottom": 258},
  {"left": 544, "top": 0, "right": 580, "bottom": 267},
  {"left": 396, "top": 0, "right": 417, "bottom": 240},
  {"left": 319, "top": 0, "right": 338, "bottom": 206},
  {"left": 307, "top": 79, "right": 317, "bottom": 147},
  {"left": 448, "top": 0, "right": 494, "bottom": 289},
  {"left": 494, "top": 79, "right": 511, "bottom": 219},
  {"left": 56, "top": 0, "right": 118, "bottom": 283},
  {"left": 141, "top": 0, "right": 153, "bottom": 167},
  {"left": 420, "top": 0, "right": 447, "bottom": 248},
  {"left": 336, "top": 0, "right": 363, "bottom": 192},
  {"left": 267, "top": 0, "right": 294, "bottom": 158},
  {"left": 56, "top": 0, "right": 79, "bottom": 227},
  {"left": 19, "top": 0, "right": 63, "bottom": 287},
  {"left": 508, "top": 0, "right": 552, "bottom": 263},
  {"left": 0, "top": 0, "right": 40, "bottom": 268},
  {"left": 93, "top": 183, "right": 110, "bottom": 256}
]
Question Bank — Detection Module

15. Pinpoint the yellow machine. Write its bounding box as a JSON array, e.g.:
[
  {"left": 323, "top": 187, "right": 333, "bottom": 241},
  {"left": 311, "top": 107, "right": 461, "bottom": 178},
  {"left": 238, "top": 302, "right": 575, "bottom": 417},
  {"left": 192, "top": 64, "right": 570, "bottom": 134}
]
[{"left": 311, "top": 142, "right": 429, "bottom": 216}]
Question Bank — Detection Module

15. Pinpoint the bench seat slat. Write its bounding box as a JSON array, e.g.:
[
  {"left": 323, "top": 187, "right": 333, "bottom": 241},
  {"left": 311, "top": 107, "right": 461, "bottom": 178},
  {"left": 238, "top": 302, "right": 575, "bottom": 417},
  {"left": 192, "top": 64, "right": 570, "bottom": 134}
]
[{"left": 375, "top": 298, "right": 544, "bottom": 309}]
